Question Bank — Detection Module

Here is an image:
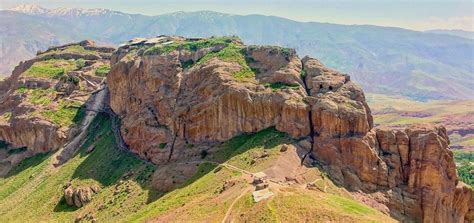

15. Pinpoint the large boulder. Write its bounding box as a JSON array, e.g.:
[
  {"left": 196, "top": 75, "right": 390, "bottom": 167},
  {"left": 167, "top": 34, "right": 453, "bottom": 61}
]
[{"left": 64, "top": 184, "right": 100, "bottom": 208}]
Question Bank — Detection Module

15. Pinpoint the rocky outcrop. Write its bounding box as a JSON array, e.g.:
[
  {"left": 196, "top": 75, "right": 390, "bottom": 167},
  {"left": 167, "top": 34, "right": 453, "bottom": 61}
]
[
  {"left": 302, "top": 57, "right": 473, "bottom": 223},
  {"left": 64, "top": 184, "right": 100, "bottom": 208},
  {"left": 0, "top": 40, "right": 114, "bottom": 164},
  {"left": 108, "top": 36, "right": 310, "bottom": 163},
  {"left": 105, "top": 36, "right": 473, "bottom": 222}
]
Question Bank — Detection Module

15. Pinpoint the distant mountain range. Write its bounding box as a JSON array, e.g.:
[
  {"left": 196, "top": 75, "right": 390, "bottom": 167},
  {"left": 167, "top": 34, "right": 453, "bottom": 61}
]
[
  {"left": 1, "top": 4, "right": 473, "bottom": 100},
  {"left": 427, "top": 29, "right": 474, "bottom": 40}
]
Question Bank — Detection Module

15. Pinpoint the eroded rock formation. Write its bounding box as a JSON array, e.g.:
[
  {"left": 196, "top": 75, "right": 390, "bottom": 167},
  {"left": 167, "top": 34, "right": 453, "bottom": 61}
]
[
  {"left": 0, "top": 40, "right": 114, "bottom": 171},
  {"left": 107, "top": 36, "right": 473, "bottom": 222},
  {"left": 108, "top": 36, "right": 310, "bottom": 163},
  {"left": 302, "top": 56, "right": 473, "bottom": 223}
]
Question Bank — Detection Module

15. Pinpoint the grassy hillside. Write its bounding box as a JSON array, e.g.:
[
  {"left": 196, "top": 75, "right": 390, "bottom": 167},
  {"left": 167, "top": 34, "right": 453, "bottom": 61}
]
[
  {"left": 0, "top": 114, "right": 157, "bottom": 222},
  {"left": 0, "top": 114, "right": 394, "bottom": 222}
]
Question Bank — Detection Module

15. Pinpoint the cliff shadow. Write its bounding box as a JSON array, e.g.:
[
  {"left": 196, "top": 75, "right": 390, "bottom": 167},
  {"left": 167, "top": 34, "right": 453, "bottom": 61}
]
[
  {"left": 66, "top": 112, "right": 294, "bottom": 212},
  {"left": 0, "top": 151, "right": 52, "bottom": 179},
  {"left": 142, "top": 127, "right": 293, "bottom": 204},
  {"left": 69, "top": 112, "right": 156, "bottom": 184}
]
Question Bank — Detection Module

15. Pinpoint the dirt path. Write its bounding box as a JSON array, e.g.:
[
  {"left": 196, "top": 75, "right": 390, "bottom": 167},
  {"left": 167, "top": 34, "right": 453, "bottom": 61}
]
[
  {"left": 52, "top": 86, "right": 107, "bottom": 167},
  {"left": 175, "top": 160, "right": 254, "bottom": 176},
  {"left": 222, "top": 186, "right": 253, "bottom": 223}
]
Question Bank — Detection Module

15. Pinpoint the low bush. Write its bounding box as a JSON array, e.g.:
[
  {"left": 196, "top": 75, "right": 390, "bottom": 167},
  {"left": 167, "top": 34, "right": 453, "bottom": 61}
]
[{"left": 95, "top": 64, "right": 111, "bottom": 77}]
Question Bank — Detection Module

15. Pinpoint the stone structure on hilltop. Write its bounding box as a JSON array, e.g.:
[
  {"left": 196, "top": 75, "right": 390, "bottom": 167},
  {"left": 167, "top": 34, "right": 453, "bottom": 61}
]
[{"left": 107, "top": 36, "right": 473, "bottom": 222}]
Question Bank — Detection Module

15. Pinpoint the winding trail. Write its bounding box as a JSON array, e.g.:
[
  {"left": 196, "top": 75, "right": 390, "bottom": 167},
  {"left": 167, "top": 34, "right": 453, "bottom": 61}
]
[
  {"left": 174, "top": 161, "right": 261, "bottom": 223},
  {"left": 222, "top": 186, "right": 253, "bottom": 223},
  {"left": 52, "top": 86, "right": 107, "bottom": 167},
  {"left": 175, "top": 160, "right": 254, "bottom": 176}
]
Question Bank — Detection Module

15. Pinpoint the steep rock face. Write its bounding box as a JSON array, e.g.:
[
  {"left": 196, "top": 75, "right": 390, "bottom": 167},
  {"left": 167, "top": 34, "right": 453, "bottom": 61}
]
[
  {"left": 108, "top": 36, "right": 310, "bottom": 163},
  {"left": 303, "top": 57, "right": 473, "bottom": 222},
  {"left": 0, "top": 40, "right": 113, "bottom": 158},
  {"left": 107, "top": 36, "right": 472, "bottom": 222}
]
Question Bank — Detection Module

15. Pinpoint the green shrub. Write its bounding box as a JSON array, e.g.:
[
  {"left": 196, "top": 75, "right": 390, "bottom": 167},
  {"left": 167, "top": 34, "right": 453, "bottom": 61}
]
[
  {"left": 95, "top": 64, "right": 111, "bottom": 77},
  {"left": 280, "top": 47, "right": 292, "bottom": 58},
  {"left": 454, "top": 151, "right": 473, "bottom": 186},
  {"left": 300, "top": 70, "right": 307, "bottom": 79},
  {"left": 181, "top": 59, "right": 194, "bottom": 69},
  {"left": 60, "top": 75, "right": 80, "bottom": 85},
  {"left": 457, "top": 160, "right": 473, "bottom": 186},
  {"left": 16, "top": 86, "right": 28, "bottom": 94},
  {"left": 75, "top": 59, "right": 86, "bottom": 69},
  {"left": 159, "top": 143, "right": 167, "bottom": 149},
  {"left": 264, "top": 82, "right": 300, "bottom": 91}
]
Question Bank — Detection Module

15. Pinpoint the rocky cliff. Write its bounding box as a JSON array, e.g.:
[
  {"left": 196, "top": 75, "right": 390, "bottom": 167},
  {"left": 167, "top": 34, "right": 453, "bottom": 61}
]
[
  {"left": 302, "top": 57, "right": 474, "bottom": 222},
  {"left": 107, "top": 36, "right": 473, "bottom": 222},
  {"left": 109, "top": 36, "right": 310, "bottom": 163},
  {"left": 0, "top": 40, "right": 114, "bottom": 173}
]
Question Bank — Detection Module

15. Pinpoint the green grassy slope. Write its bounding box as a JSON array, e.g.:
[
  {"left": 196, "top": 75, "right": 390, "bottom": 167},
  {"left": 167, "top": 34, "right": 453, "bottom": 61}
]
[
  {"left": 0, "top": 114, "right": 157, "bottom": 222},
  {"left": 0, "top": 114, "right": 394, "bottom": 222}
]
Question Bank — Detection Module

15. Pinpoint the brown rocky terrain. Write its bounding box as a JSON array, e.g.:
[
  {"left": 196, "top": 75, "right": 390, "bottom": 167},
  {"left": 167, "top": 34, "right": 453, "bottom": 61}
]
[
  {"left": 108, "top": 36, "right": 310, "bottom": 164},
  {"left": 0, "top": 40, "right": 114, "bottom": 174},
  {"left": 107, "top": 36, "right": 473, "bottom": 222}
]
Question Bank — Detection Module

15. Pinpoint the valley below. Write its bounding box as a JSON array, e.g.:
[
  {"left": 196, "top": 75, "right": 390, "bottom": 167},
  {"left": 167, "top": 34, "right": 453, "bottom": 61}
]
[{"left": 368, "top": 94, "right": 474, "bottom": 151}]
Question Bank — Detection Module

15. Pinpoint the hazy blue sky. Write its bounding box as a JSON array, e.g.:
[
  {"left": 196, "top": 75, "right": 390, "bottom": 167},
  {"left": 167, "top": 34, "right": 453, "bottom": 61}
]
[{"left": 1, "top": 0, "right": 473, "bottom": 31}]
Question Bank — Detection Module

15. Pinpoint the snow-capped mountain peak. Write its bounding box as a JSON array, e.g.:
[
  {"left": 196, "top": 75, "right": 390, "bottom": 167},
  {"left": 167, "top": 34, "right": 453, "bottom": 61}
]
[
  {"left": 9, "top": 4, "right": 48, "bottom": 15},
  {"left": 8, "top": 4, "right": 122, "bottom": 17}
]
